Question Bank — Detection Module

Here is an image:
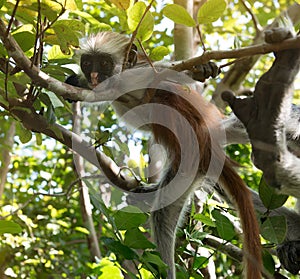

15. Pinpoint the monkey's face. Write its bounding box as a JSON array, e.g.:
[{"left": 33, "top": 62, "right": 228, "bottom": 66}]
[{"left": 80, "top": 53, "right": 115, "bottom": 88}]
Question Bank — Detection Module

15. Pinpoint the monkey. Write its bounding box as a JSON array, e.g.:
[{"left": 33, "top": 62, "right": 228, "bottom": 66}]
[
  {"left": 221, "top": 27, "right": 300, "bottom": 275},
  {"left": 66, "top": 31, "right": 263, "bottom": 279}
]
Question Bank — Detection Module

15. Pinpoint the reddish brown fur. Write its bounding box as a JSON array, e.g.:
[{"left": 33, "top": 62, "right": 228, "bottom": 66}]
[{"left": 150, "top": 82, "right": 262, "bottom": 279}]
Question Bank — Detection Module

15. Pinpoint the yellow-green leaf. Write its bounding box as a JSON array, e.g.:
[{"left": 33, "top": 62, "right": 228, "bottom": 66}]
[
  {"left": 128, "top": 2, "right": 154, "bottom": 42},
  {"left": 0, "top": 220, "right": 22, "bottom": 235},
  {"left": 197, "top": 0, "right": 227, "bottom": 24},
  {"left": 149, "top": 46, "right": 170, "bottom": 61},
  {"left": 162, "top": 4, "right": 196, "bottom": 27},
  {"left": 109, "top": 0, "right": 130, "bottom": 10},
  {"left": 18, "top": 123, "right": 32, "bottom": 144}
]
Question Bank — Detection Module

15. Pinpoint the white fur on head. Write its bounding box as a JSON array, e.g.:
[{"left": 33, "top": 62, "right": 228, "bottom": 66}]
[{"left": 79, "top": 31, "right": 131, "bottom": 64}]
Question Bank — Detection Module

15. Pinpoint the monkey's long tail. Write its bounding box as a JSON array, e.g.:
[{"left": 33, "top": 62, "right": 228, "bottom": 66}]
[{"left": 220, "top": 161, "right": 262, "bottom": 279}]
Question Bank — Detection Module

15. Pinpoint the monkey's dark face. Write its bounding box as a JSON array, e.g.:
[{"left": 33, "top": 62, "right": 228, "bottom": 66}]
[{"left": 80, "top": 53, "right": 115, "bottom": 88}]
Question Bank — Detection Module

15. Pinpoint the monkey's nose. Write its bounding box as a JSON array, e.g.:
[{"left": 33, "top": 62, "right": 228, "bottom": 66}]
[{"left": 90, "top": 72, "right": 99, "bottom": 87}]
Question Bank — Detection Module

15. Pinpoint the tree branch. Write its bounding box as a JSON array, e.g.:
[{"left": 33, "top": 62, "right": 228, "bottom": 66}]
[
  {"left": 6, "top": 98, "right": 139, "bottom": 191},
  {"left": 203, "top": 235, "right": 275, "bottom": 279},
  {"left": 0, "top": 18, "right": 89, "bottom": 102},
  {"left": 213, "top": 3, "right": 300, "bottom": 109},
  {"left": 1, "top": 18, "right": 300, "bottom": 104},
  {"left": 171, "top": 35, "right": 300, "bottom": 72}
]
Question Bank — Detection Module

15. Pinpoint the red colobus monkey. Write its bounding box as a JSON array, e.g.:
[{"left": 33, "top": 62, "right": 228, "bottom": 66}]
[{"left": 67, "top": 31, "right": 262, "bottom": 279}]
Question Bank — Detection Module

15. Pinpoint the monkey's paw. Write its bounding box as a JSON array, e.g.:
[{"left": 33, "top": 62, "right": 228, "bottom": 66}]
[
  {"left": 192, "top": 61, "right": 220, "bottom": 82},
  {"left": 277, "top": 241, "right": 300, "bottom": 275},
  {"left": 264, "top": 27, "right": 293, "bottom": 44},
  {"left": 129, "top": 183, "right": 159, "bottom": 193}
]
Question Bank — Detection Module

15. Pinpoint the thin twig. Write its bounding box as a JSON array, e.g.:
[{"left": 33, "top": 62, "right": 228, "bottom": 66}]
[
  {"left": 195, "top": 25, "right": 206, "bottom": 52},
  {"left": 239, "top": 0, "right": 262, "bottom": 33},
  {"left": 122, "top": 0, "right": 155, "bottom": 71},
  {"left": 137, "top": 39, "right": 156, "bottom": 70},
  {"left": 219, "top": 58, "right": 248, "bottom": 69},
  {"left": 5, "top": 0, "right": 20, "bottom": 36}
]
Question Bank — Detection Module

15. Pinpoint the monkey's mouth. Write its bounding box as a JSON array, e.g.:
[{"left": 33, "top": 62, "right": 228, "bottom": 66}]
[
  {"left": 90, "top": 72, "right": 109, "bottom": 88},
  {"left": 90, "top": 72, "right": 99, "bottom": 88}
]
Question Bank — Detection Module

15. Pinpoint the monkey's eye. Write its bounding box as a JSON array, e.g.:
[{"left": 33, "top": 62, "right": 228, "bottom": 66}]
[
  {"left": 82, "top": 60, "right": 91, "bottom": 66},
  {"left": 100, "top": 60, "right": 111, "bottom": 67}
]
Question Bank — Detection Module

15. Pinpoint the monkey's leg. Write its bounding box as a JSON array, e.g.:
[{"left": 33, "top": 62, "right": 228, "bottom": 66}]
[{"left": 151, "top": 174, "right": 193, "bottom": 279}]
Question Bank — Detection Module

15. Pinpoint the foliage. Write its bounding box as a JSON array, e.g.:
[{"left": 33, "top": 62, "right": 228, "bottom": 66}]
[{"left": 0, "top": 0, "right": 299, "bottom": 278}]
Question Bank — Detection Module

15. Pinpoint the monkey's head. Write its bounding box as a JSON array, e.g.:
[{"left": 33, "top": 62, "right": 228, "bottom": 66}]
[{"left": 78, "top": 32, "right": 137, "bottom": 88}]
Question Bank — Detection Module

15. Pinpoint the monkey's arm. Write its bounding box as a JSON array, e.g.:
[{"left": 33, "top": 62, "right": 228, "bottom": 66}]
[
  {"left": 222, "top": 27, "right": 300, "bottom": 198},
  {"left": 222, "top": 107, "right": 300, "bottom": 155},
  {"left": 154, "top": 60, "right": 219, "bottom": 82}
]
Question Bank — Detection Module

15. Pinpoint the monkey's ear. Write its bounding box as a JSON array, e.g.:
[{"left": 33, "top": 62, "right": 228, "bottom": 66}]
[{"left": 127, "top": 44, "right": 138, "bottom": 68}]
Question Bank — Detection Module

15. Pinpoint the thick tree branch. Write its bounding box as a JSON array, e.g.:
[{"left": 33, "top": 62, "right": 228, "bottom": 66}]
[
  {"left": 6, "top": 98, "right": 139, "bottom": 191},
  {"left": 171, "top": 35, "right": 300, "bottom": 72},
  {"left": 1, "top": 18, "right": 300, "bottom": 104}
]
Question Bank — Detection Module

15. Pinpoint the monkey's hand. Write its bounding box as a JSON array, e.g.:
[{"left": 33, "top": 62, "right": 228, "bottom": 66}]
[
  {"left": 129, "top": 183, "right": 159, "bottom": 193},
  {"left": 191, "top": 61, "right": 220, "bottom": 82},
  {"left": 277, "top": 241, "right": 300, "bottom": 275}
]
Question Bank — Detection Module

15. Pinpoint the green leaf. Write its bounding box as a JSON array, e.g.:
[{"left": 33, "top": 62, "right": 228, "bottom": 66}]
[
  {"left": 260, "top": 215, "right": 287, "bottom": 244},
  {"left": 188, "top": 231, "right": 208, "bottom": 244},
  {"left": 262, "top": 250, "right": 275, "bottom": 275},
  {"left": 51, "top": 20, "right": 85, "bottom": 54},
  {"left": 0, "top": 42, "right": 7, "bottom": 56},
  {"left": 35, "top": 133, "right": 42, "bottom": 146},
  {"left": 141, "top": 251, "right": 168, "bottom": 278},
  {"left": 211, "top": 209, "right": 236, "bottom": 241},
  {"left": 94, "top": 130, "right": 111, "bottom": 147},
  {"left": 149, "top": 46, "right": 170, "bottom": 61},
  {"left": 12, "top": 31, "right": 35, "bottom": 52},
  {"left": 124, "top": 228, "right": 155, "bottom": 249},
  {"left": 259, "top": 178, "right": 288, "bottom": 210},
  {"left": 8, "top": 72, "right": 31, "bottom": 86},
  {"left": 162, "top": 4, "right": 196, "bottom": 27},
  {"left": 127, "top": 2, "right": 154, "bottom": 42},
  {"left": 71, "top": 10, "right": 112, "bottom": 30},
  {"left": 64, "top": 0, "right": 78, "bottom": 11},
  {"left": 43, "top": 65, "right": 72, "bottom": 81},
  {"left": 97, "top": 261, "right": 123, "bottom": 279},
  {"left": 193, "top": 256, "right": 208, "bottom": 270},
  {"left": 0, "top": 220, "right": 22, "bottom": 235},
  {"left": 45, "top": 105, "right": 56, "bottom": 124},
  {"left": 75, "top": 226, "right": 90, "bottom": 235},
  {"left": 101, "top": 237, "right": 137, "bottom": 260},
  {"left": 0, "top": 0, "right": 4, "bottom": 9},
  {"left": 44, "top": 91, "right": 64, "bottom": 108},
  {"left": 32, "top": 2, "right": 58, "bottom": 21},
  {"left": 48, "top": 45, "right": 73, "bottom": 61},
  {"left": 14, "top": 7, "right": 36, "bottom": 25},
  {"left": 193, "top": 213, "right": 216, "bottom": 227},
  {"left": 17, "top": 123, "right": 32, "bottom": 144},
  {"left": 197, "top": 0, "right": 227, "bottom": 24},
  {"left": 114, "top": 206, "right": 148, "bottom": 230},
  {"left": 102, "top": 145, "right": 114, "bottom": 159}
]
